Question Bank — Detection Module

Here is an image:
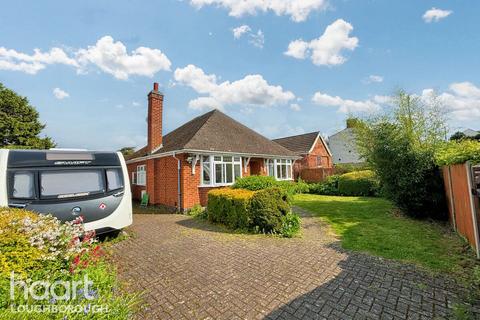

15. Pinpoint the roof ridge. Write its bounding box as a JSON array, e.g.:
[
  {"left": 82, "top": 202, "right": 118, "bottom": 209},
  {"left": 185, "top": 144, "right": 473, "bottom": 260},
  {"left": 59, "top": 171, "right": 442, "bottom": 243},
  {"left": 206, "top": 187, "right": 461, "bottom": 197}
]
[{"left": 273, "top": 131, "right": 320, "bottom": 141}]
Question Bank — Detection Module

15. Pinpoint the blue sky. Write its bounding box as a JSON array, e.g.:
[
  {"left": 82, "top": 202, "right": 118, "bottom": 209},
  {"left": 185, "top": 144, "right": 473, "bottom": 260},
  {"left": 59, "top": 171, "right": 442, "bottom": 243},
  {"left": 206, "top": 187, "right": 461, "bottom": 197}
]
[{"left": 1, "top": 0, "right": 479, "bottom": 150}]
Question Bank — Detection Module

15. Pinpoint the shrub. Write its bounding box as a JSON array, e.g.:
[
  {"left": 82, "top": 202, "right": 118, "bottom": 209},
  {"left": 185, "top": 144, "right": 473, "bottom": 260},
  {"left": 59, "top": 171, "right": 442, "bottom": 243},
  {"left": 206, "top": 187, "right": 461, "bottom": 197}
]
[
  {"left": 232, "top": 175, "right": 277, "bottom": 191},
  {"left": 280, "top": 213, "right": 301, "bottom": 238},
  {"left": 309, "top": 175, "right": 340, "bottom": 195},
  {"left": 232, "top": 175, "right": 309, "bottom": 195},
  {"left": 0, "top": 208, "right": 138, "bottom": 318},
  {"left": 249, "top": 187, "right": 291, "bottom": 233},
  {"left": 435, "top": 140, "right": 480, "bottom": 166},
  {"left": 333, "top": 163, "right": 369, "bottom": 175},
  {"left": 206, "top": 187, "right": 299, "bottom": 237},
  {"left": 337, "top": 170, "right": 378, "bottom": 196},
  {"left": 355, "top": 91, "right": 448, "bottom": 219},
  {"left": 0, "top": 208, "right": 85, "bottom": 278},
  {"left": 187, "top": 204, "right": 207, "bottom": 219},
  {"left": 207, "top": 188, "right": 254, "bottom": 229}
]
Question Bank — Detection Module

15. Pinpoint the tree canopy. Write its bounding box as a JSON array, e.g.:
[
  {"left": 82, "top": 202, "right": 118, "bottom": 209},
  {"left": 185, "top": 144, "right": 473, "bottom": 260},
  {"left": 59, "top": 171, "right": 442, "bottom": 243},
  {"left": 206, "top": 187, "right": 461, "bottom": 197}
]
[
  {"left": 118, "top": 147, "right": 135, "bottom": 156},
  {"left": 354, "top": 91, "right": 447, "bottom": 219},
  {"left": 0, "top": 83, "right": 55, "bottom": 149}
]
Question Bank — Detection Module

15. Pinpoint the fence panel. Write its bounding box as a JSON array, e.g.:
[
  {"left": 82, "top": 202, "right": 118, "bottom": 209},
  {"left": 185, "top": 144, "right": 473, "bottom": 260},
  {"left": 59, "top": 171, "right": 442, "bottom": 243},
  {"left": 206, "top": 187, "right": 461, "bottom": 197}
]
[
  {"left": 442, "top": 163, "right": 480, "bottom": 258},
  {"left": 299, "top": 168, "right": 334, "bottom": 183}
]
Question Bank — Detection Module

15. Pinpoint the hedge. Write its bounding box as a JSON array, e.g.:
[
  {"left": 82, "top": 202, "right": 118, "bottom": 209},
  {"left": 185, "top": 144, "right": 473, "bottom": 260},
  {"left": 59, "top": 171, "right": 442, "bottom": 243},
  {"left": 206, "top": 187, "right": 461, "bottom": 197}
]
[
  {"left": 207, "top": 187, "right": 298, "bottom": 237},
  {"left": 232, "top": 175, "right": 310, "bottom": 195},
  {"left": 207, "top": 188, "right": 254, "bottom": 229},
  {"left": 337, "top": 170, "right": 378, "bottom": 196},
  {"left": 308, "top": 170, "right": 379, "bottom": 196},
  {"left": 435, "top": 140, "right": 480, "bottom": 166}
]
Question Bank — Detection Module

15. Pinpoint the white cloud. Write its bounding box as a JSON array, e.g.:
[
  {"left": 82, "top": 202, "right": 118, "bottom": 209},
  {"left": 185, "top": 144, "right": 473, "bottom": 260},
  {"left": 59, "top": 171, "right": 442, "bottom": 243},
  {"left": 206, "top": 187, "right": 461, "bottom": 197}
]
[
  {"left": 364, "top": 75, "right": 383, "bottom": 84},
  {"left": 249, "top": 30, "right": 265, "bottom": 48},
  {"left": 53, "top": 87, "right": 70, "bottom": 100},
  {"left": 0, "top": 47, "right": 78, "bottom": 74},
  {"left": 257, "top": 124, "right": 305, "bottom": 138},
  {"left": 312, "top": 91, "right": 381, "bottom": 113},
  {"left": 285, "top": 19, "right": 359, "bottom": 66},
  {"left": 290, "top": 103, "right": 301, "bottom": 111},
  {"left": 423, "top": 8, "right": 452, "bottom": 23},
  {"left": 190, "top": 0, "right": 328, "bottom": 22},
  {"left": 76, "top": 36, "right": 171, "bottom": 80},
  {"left": 232, "top": 25, "right": 251, "bottom": 39},
  {"left": 420, "top": 82, "right": 480, "bottom": 120},
  {"left": 132, "top": 101, "right": 140, "bottom": 107},
  {"left": 0, "top": 36, "right": 171, "bottom": 80},
  {"left": 174, "top": 64, "right": 295, "bottom": 110},
  {"left": 233, "top": 26, "right": 265, "bottom": 49}
]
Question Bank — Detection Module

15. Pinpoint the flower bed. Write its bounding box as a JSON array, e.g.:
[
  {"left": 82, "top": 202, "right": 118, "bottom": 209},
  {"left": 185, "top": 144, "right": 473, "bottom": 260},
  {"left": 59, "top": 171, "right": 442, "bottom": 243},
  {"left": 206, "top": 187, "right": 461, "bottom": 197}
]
[{"left": 0, "top": 208, "right": 138, "bottom": 319}]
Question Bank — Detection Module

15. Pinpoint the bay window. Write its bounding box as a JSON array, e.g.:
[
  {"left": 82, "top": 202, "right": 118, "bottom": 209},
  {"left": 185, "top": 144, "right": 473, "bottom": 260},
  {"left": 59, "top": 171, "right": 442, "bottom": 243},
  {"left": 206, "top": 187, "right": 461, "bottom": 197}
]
[
  {"left": 201, "top": 155, "right": 242, "bottom": 186},
  {"left": 266, "top": 159, "right": 293, "bottom": 181}
]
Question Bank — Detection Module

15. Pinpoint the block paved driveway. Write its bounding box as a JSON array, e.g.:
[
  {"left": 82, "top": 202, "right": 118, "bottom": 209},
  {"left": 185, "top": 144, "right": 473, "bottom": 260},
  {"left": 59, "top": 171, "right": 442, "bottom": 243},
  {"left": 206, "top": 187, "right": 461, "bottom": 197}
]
[{"left": 112, "top": 208, "right": 479, "bottom": 320}]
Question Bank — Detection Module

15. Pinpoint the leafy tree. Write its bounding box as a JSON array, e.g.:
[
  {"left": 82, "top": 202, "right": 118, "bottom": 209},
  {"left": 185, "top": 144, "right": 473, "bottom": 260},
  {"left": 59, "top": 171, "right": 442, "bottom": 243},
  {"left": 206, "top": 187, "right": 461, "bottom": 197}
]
[
  {"left": 355, "top": 91, "right": 447, "bottom": 219},
  {"left": 346, "top": 117, "right": 361, "bottom": 128},
  {"left": 450, "top": 131, "right": 466, "bottom": 141},
  {"left": 0, "top": 83, "right": 55, "bottom": 149},
  {"left": 119, "top": 147, "right": 135, "bottom": 156}
]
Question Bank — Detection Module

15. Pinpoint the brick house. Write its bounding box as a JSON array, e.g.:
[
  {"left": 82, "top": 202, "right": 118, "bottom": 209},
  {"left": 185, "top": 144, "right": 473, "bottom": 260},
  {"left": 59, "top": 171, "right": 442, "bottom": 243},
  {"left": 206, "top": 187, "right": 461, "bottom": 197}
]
[
  {"left": 126, "top": 83, "right": 298, "bottom": 211},
  {"left": 273, "top": 132, "right": 333, "bottom": 182}
]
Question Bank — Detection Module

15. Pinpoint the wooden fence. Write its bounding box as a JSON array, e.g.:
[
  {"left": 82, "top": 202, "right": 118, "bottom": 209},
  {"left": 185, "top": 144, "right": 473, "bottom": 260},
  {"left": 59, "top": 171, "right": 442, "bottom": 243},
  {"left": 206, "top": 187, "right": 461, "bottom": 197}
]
[
  {"left": 442, "top": 162, "right": 480, "bottom": 258},
  {"left": 299, "top": 168, "right": 335, "bottom": 183}
]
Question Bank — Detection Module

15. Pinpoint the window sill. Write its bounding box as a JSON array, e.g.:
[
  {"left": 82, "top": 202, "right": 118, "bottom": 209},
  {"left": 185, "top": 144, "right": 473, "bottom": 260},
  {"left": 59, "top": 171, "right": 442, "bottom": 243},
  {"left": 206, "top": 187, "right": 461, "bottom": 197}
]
[{"left": 199, "top": 183, "right": 234, "bottom": 188}]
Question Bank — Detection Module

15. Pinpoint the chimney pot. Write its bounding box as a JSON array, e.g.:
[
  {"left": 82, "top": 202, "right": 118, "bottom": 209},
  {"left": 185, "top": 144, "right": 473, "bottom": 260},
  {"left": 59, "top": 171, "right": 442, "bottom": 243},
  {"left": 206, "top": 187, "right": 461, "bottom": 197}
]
[{"left": 153, "top": 82, "right": 159, "bottom": 92}]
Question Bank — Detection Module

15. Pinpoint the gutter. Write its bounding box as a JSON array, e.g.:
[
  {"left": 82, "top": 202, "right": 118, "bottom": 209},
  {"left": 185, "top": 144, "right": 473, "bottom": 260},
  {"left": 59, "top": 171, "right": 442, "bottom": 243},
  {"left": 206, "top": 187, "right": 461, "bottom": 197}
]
[
  {"left": 127, "top": 149, "right": 300, "bottom": 164},
  {"left": 172, "top": 152, "right": 182, "bottom": 212}
]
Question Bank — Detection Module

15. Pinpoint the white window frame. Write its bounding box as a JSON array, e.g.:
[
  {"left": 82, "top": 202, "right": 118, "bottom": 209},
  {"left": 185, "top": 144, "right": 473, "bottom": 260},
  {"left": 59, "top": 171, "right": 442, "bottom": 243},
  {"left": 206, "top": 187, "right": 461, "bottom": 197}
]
[
  {"left": 266, "top": 159, "right": 293, "bottom": 181},
  {"left": 200, "top": 155, "right": 242, "bottom": 187},
  {"left": 131, "top": 171, "right": 137, "bottom": 185},
  {"left": 136, "top": 165, "right": 146, "bottom": 186}
]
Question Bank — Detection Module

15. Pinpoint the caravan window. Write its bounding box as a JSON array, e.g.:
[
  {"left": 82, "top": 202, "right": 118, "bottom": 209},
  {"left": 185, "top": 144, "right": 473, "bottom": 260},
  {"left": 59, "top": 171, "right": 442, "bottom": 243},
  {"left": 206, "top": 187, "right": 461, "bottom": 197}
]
[
  {"left": 12, "top": 172, "right": 35, "bottom": 199},
  {"left": 106, "top": 169, "right": 123, "bottom": 191},
  {"left": 40, "top": 170, "right": 104, "bottom": 198}
]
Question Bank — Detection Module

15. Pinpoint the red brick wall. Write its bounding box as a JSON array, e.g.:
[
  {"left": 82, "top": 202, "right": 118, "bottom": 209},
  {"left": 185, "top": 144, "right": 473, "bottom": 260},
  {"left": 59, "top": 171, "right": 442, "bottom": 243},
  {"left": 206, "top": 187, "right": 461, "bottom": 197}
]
[
  {"left": 127, "top": 157, "right": 179, "bottom": 208},
  {"left": 128, "top": 155, "right": 268, "bottom": 210},
  {"left": 127, "top": 161, "right": 147, "bottom": 200},
  {"left": 293, "top": 137, "right": 333, "bottom": 181}
]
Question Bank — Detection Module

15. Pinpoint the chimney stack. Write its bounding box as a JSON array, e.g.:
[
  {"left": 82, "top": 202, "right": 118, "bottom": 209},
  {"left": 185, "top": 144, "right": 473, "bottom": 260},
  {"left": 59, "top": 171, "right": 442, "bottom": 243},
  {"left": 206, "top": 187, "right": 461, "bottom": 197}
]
[{"left": 147, "top": 82, "right": 163, "bottom": 153}]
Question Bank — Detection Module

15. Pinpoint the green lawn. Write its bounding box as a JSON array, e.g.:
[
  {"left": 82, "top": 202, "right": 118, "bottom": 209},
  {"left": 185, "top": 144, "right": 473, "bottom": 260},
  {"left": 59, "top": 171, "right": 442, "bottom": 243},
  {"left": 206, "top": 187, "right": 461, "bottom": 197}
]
[{"left": 294, "top": 194, "right": 476, "bottom": 273}]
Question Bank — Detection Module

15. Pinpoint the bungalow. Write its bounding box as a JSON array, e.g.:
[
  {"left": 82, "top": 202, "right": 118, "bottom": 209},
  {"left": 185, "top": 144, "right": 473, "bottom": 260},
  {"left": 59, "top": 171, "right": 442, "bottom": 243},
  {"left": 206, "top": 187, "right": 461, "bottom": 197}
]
[
  {"left": 273, "top": 132, "right": 333, "bottom": 181},
  {"left": 126, "top": 83, "right": 298, "bottom": 211}
]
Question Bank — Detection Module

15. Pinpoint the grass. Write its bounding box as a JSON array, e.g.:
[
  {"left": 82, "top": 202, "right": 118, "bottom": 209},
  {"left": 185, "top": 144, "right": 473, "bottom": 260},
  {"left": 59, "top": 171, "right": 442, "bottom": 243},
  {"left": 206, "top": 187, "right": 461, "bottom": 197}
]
[{"left": 294, "top": 194, "right": 477, "bottom": 273}]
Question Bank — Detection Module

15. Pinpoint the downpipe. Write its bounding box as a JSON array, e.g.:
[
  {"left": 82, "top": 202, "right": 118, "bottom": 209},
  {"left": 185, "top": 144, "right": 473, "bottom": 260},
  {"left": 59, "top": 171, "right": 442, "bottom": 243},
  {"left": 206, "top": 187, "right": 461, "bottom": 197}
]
[{"left": 172, "top": 152, "right": 182, "bottom": 212}]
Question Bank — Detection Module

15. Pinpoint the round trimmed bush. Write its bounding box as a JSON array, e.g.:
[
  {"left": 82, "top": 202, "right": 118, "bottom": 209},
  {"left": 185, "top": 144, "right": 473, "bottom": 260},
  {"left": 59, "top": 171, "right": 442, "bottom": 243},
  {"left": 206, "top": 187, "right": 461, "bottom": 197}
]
[{"left": 249, "top": 187, "right": 291, "bottom": 233}]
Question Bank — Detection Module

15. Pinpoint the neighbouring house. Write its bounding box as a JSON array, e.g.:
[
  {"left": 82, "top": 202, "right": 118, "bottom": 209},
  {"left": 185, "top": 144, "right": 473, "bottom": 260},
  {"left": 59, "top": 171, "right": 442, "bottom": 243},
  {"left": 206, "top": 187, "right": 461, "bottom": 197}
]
[
  {"left": 463, "top": 129, "right": 479, "bottom": 137},
  {"left": 126, "top": 83, "right": 298, "bottom": 211},
  {"left": 273, "top": 132, "right": 333, "bottom": 182},
  {"left": 328, "top": 120, "right": 363, "bottom": 164}
]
